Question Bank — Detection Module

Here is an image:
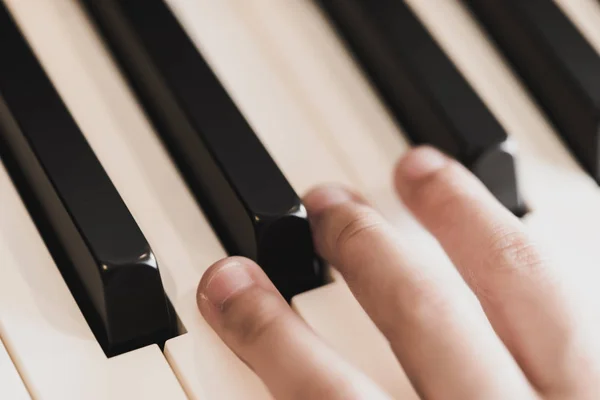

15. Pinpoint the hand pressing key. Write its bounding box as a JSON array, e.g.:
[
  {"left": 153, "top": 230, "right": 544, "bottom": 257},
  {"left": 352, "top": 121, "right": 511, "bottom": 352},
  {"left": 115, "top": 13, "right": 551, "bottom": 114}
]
[{"left": 196, "top": 146, "right": 600, "bottom": 400}]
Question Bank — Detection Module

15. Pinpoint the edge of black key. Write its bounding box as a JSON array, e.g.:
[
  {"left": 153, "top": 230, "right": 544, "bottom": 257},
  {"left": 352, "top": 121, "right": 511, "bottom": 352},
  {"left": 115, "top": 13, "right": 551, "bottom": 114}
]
[{"left": 0, "top": 4, "right": 176, "bottom": 356}]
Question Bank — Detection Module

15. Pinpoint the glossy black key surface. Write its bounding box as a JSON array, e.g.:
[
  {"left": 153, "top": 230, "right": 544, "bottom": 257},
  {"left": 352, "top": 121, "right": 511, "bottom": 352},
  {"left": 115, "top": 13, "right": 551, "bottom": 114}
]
[
  {"left": 80, "top": 0, "right": 324, "bottom": 300},
  {"left": 0, "top": 4, "right": 174, "bottom": 356},
  {"left": 317, "top": 0, "right": 524, "bottom": 214},
  {"left": 463, "top": 0, "right": 600, "bottom": 182}
]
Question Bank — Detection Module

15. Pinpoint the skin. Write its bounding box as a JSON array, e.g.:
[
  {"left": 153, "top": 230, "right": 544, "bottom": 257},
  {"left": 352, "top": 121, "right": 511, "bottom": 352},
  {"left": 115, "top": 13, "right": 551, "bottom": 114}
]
[{"left": 196, "top": 146, "right": 600, "bottom": 400}]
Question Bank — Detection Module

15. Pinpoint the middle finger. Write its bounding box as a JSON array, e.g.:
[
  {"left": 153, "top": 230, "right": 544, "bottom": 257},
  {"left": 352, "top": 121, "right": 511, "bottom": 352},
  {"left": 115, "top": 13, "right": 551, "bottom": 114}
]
[{"left": 304, "top": 186, "right": 535, "bottom": 400}]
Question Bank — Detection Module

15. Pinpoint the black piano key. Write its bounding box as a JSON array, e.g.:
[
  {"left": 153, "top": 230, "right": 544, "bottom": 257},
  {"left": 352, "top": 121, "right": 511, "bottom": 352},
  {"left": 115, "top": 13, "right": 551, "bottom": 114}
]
[
  {"left": 463, "top": 0, "right": 600, "bottom": 183},
  {"left": 79, "top": 0, "right": 324, "bottom": 300},
  {"left": 0, "top": 4, "right": 174, "bottom": 356},
  {"left": 317, "top": 0, "right": 524, "bottom": 214}
]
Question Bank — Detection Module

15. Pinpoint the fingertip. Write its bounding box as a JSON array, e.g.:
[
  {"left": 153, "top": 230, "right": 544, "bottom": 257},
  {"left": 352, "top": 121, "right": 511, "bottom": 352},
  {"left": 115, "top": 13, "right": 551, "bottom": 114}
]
[
  {"left": 303, "top": 184, "right": 365, "bottom": 219},
  {"left": 197, "top": 257, "right": 257, "bottom": 311},
  {"left": 395, "top": 146, "right": 450, "bottom": 186}
]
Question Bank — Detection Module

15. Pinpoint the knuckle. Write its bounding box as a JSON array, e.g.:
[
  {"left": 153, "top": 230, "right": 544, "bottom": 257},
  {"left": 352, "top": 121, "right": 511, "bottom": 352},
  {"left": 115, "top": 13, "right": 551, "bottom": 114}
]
[
  {"left": 330, "top": 207, "right": 383, "bottom": 264},
  {"left": 332, "top": 206, "right": 384, "bottom": 256},
  {"left": 381, "top": 275, "right": 469, "bottom": 340},
  {"left": 487, "top": 228, "right": 544, "bottom": 273},
  {"left": 220, "top": 286, "right": 288, "bottom": 348},
  {"left": 405, "top": 280, "right": 461, "bottom": 326}
]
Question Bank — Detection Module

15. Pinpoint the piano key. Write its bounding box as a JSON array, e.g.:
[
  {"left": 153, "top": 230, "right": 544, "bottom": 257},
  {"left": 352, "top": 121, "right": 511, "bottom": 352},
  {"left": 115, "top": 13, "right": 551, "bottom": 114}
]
[
  {"left": 79, "top": 0, "right": 324, "bottom": 301},
  {"left": 292, "top": 282, "right": 417, "bottom": 399},
  {"left": 316, "top": 0, "right": 525, "bottom": 215},
  {"left": 0, "top": 337, "right": 30, "bottom": 400},
  {"left": 227, "top": 0, "right": 409, "bottom": 223},
  {"left": 463, "top": 0, "right": 600, "bottom": 183},
  {"left": 0, "top": 2, "right": 174, "bottom": 355},
  {"left": 163, "top": 0, "right": 357, "bottom": 196},
  {"left": 14, "top": 0, "right": 273, "bottom": 397},
  {"left": 0, "top": 161, "right": 186, "bottom": 399}
]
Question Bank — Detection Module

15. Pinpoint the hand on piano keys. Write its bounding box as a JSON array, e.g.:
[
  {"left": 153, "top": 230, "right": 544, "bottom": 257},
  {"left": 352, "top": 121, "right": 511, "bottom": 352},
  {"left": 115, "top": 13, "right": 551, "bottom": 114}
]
[{"left": 1, "top": 0, "right": 600, "bottom": 399}]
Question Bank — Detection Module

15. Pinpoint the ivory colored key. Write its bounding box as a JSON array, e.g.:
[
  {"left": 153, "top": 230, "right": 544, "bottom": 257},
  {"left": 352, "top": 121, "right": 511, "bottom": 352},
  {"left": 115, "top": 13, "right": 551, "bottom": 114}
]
[
  {"left": 0, "top": 161, "right": 186, "bottom": 399},
  {"left": 292, "top": 282, "right": 417, "bottom": 399},
  {"left": 227, "top": 0, "right": 412, "bottom": 226},
  {"left": 162, "top": 0, "right": 357, "bottom": 196},
  {"left": 80, "top": 0, "right": 324, "bottom": 301},
  {"left": 0, "top": 337, "right": 30, "bottom": 399},
  {"left": 0, "top": 1, "right": 174, "bottom": 356}
]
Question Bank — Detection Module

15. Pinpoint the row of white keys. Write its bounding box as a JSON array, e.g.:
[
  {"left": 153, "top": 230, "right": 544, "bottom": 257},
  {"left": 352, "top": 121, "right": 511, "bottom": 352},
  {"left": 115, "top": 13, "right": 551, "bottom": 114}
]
[
  {"left": 167, "top": 0, "right": 455, "bottom": 398},
  {"left": 0, "top": 160, "right": 185, "bottom": 400},
  {"left": 0, "top": 336, "right": 29, "bottom": 399}
]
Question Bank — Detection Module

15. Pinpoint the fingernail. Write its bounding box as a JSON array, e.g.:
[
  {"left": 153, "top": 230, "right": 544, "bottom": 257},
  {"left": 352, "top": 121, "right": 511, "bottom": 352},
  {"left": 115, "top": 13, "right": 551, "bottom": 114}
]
[
  {"left": 203, "top": 261, "right": 254, "bottom": 308},
  {"left": 397, "top": 146, "right": 448, "bottom": 181},
  {"left": 303, "top": 185, "right": 358, "bottom": 218}
]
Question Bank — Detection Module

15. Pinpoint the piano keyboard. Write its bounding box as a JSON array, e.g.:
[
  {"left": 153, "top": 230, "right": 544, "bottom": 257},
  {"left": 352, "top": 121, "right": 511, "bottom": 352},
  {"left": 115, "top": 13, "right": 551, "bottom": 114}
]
[{"left": 0, "top": 0, "right": 599, "bottom": 399}]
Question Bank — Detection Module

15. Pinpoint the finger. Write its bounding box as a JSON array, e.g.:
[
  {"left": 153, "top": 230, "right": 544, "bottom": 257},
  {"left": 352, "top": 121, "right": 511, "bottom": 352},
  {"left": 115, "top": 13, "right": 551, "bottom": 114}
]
[
  {"left": 304, "top": 186, "right": 536, "bottom": 399},
  {"left": 197, "top": 256, "right": 390, "bottom": 400},
  {"left": 394, "top": 146, "right": 600, "bottom": 395}
]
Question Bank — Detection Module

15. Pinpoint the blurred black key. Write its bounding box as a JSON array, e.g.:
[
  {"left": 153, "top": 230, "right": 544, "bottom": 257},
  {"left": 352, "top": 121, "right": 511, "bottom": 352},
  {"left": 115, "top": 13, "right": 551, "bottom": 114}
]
[
  {"left": 317, "top": 0, "right": 524, "bottom": 214},
  {"left": 80, "top": 0, "right": 324, "bottom": 300},
  {"left": 0, "top": 4, "right": 174, "bottom": 356},
  {"left": 463, "top": 0, "right": 600, "bottom": 183}
]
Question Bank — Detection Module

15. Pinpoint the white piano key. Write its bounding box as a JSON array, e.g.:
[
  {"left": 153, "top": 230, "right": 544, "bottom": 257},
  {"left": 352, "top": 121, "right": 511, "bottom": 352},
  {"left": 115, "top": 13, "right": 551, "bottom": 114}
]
[
  {"left": 225, "top": 0, "right": 413, "bottom": 225},
  {"left": 6, "top": 0, "right": 274, "bottom": 398},
  {"left": 292, "top": 282, "right": 418, "bottom": 399},
  {"left": 164, "top": 332, "right": 269, "bottom": 400},
  {"left": 0, "top": 162, "right": 186, "bottom": 399},
  {"left": 164, "top": 0, "right": 357, "bottom": 195},
  {"left": 0, "top": 337, "right": 30, "bottom": 399}
]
